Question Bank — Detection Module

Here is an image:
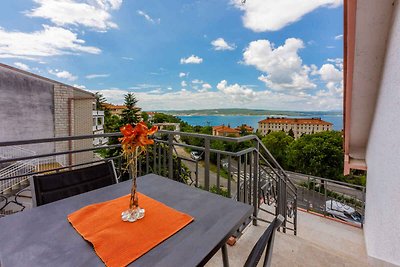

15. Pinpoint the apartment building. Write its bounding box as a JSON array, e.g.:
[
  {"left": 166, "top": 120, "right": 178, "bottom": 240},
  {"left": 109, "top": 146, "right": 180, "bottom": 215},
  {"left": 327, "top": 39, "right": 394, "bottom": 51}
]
[{"left": 258, "top": 117, "right": 332, "bottom": 138}]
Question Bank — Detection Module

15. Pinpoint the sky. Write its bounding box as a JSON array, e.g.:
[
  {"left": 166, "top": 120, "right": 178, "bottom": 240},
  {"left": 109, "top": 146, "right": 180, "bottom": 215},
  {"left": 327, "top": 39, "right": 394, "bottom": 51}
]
[{"left": 0, "top": 0, "right": 343, "bottom": 111}]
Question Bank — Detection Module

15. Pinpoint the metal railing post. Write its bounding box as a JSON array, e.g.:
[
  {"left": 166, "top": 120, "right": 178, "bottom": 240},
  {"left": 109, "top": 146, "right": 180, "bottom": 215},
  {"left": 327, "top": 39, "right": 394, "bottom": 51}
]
[
  {"left": 204, "top": 137, "right": 210, "bottom": 191},
  {"left": 324, "top": 180, "right": 328, "bottom": 217},
  {"left": 168, "top": 135, "right": 173, "bottom": 180},
  {"left": 252, "top": 143, "right": 259, "bottom": 226}
]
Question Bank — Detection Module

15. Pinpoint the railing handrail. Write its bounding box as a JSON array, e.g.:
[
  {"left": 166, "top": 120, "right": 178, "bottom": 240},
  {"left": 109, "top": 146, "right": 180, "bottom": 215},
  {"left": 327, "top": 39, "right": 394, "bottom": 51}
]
[{"left": 285, "top": 170, "right": 366, "bottom": 190}]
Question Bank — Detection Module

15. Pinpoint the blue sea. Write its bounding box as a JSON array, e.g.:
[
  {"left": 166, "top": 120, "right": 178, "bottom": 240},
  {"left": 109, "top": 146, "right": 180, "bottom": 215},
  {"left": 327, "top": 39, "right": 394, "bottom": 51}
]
[{"left": 178, "top": 115, "right": 343, "bottom": 131}]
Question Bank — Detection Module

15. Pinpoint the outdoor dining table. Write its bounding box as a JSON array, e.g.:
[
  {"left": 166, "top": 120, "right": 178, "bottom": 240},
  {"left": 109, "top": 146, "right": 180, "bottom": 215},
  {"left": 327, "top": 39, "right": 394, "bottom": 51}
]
[{"left": 0, "top": 173, "right": 253, "bottom": 267}]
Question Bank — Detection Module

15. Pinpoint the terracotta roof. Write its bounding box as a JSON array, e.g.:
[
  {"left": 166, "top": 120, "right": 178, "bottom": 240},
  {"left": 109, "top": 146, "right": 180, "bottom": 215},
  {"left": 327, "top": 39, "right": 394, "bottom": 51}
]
[
  {"left": 258, "top": 117, "right": 332, "bottom": 125},
  {"left": 235, "top": 124, "right": 254, "bottom": 131},
  {"left": 102, "top": 103, "right": 127, "bottom": 110},
  {"left": 212, "top": 125, "right": 239, "bottom": 133}
]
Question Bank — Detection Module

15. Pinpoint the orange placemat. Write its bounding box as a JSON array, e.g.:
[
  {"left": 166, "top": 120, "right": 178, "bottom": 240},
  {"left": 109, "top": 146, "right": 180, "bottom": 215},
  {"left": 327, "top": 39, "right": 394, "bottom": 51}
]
[{"left": 68, "top": 192, "right": 194, "bottom": 267}]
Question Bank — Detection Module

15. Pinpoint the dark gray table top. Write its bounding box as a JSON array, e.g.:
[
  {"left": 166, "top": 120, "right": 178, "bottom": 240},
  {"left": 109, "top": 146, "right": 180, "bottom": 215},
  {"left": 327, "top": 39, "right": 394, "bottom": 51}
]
[{"left": 0, "top": 174, "right": 253, "bottom": 267}]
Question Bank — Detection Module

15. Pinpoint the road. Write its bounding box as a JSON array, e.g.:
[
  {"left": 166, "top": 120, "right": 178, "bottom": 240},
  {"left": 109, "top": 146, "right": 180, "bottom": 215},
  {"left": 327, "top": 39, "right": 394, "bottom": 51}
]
[{"left": 174, "top": 146, "right": 237, "bottom": 196}]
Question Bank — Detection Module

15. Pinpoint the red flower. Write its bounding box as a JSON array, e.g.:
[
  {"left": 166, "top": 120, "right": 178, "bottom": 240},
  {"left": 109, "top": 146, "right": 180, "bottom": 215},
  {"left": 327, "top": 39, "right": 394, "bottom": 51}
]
[{"left": 119, "top": 122, "right": 158, "bottom": 154}]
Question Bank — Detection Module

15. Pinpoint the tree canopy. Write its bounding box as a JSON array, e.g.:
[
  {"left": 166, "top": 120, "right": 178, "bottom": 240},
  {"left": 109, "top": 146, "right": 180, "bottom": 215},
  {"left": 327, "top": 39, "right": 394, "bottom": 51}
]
[
  {"left": 262, "top": 131, "right": 294, "bottom": 169},
  {"left": 121, "top": 93, "right": 141, "bottom": 125},
  {"left": 286, "top": 131, "right": 343, "bottom": 179}
]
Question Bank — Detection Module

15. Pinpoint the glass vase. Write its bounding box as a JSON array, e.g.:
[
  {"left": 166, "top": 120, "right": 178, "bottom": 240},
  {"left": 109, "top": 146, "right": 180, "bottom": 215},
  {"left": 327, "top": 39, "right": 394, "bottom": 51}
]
[{"left": 121, "top": 149, "right": 145, "bottom": 222}]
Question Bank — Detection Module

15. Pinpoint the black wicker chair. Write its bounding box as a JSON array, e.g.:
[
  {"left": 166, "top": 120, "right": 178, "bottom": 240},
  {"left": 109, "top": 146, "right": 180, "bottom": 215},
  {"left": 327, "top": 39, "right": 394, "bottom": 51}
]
[{"left": 32, "top": 161, "right": 118, "bottom": 207}]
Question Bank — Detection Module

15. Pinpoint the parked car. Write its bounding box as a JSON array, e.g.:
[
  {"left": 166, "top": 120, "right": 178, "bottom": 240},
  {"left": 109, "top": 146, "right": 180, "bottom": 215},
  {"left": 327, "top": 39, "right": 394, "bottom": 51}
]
[
  {"left": 325, "top": 200, "right": 363, "bottom": 226},
  {"left": 190, "top": 151, "right": 202, "bottom": 160}
]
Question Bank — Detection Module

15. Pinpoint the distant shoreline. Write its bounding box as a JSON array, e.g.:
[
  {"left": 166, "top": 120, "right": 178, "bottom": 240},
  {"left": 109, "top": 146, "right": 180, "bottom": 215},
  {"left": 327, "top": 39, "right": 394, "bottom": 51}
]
[{"left": 154, "top": 108, "right": 343, "bottom": 117}]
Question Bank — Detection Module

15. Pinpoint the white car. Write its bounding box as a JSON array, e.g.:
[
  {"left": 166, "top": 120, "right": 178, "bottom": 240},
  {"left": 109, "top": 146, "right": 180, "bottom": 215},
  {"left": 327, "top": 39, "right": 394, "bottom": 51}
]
[
  {"left": 325, "top": 200, "right": 363, "bottom": 226},
  {"left": 190, "top": 151, "right": 202, "bottom": 161}
]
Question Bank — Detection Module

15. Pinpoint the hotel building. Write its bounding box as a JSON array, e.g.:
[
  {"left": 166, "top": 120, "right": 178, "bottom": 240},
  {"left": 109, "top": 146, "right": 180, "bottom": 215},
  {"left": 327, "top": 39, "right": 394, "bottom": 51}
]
[{"left": 258, "top": 117, "right": 333, "bottom": 138}]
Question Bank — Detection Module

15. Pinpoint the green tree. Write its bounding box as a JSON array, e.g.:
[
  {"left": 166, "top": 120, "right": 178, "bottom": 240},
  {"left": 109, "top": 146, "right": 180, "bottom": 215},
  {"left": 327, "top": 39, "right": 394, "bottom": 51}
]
[
  {"left": 141, "top": 112, "right": 149, "bottom": 122},
  {"left": 262, "top": 131, "right": 293, "bottom": 168},
  {"left": 121, "top": 93, "right": 141, "bottom": 125},
  {"left": 288, "top": 128, "right": 295, "bottom": 138},
  {"left": 94, "top": 92, "right": 107, "bottom": 110},
  {"left": 286, "top": 131, "right": 343, "bottom": 180}
]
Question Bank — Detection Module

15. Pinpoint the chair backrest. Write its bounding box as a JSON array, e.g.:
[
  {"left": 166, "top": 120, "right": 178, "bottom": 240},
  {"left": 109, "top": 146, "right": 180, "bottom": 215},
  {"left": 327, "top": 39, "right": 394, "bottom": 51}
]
[
  {"left": 244, "top": 214, "right": 285, "bottom": 267},
  {"left": 32, "top": 161, "right": 117, "bottom": 207}
]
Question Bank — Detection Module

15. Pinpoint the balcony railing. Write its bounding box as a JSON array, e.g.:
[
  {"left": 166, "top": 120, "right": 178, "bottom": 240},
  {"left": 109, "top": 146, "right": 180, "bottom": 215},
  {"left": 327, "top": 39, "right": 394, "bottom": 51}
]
[{"left": 0, "top": 131, "right": 297, "bottom": 235}]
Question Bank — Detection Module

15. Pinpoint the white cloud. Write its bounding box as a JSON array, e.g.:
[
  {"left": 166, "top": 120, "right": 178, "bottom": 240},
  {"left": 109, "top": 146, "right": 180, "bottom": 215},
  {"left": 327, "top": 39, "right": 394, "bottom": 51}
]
[
  {"left": 14, "top": 62, "right": 30, "bottom": 71},
  {"left": 317, "top": 61, "right": 343, "bottom": 98},
  {"left": 181, "top": 81, "right": 187, "bottom": 87},
  {"left": 179, "top": 72, "right": 187, "bottom": 78},
  {"left": 211, "top": 38, "right": 236, "bottom": 51},
  {"left": 26, "top": 0, "right": 122, "bottom": 31},
  {"left": 327, "top": 58, "right": 343, "bottom": 69},
  {"left": 334, "top": 34, "right": 343, "bottom": 40},
  {"left": 0, "top": 25, "right": 101, "bottom": 60},
  {"left": 192, "top": 79, "right": 204, "bottom": 84},
  {"left": 49, "top": 69, "right": 78, "bottom": 81},
  {"left": 86, "top": 73, "right": 110, "bottom": 79},
  {"left": 202, "top": 83, "right": 212, "bottom": 90},
  {"left": 319, "top": 63, "right": 342, "bottom": 83},
  {"left": 243, "top": 38, "right": 316, "bottom": 90},
  {"left": 121, "top": 57, "right": 134, "bottom": 60},
  {"left": 326, "top": 46, "right": 335, "bottom": 49},
  {"left": 217, "top": 80, "right": 257, "bottom": 102},
  {"left": 232, "top": 0, "right": 342, "bottom": 32},
  {"left": 73, "top": 84, "right": 87, "bottom": 89},
  {"left": 180, "top": 55, "right": 203, "bottom": 64},
  {"left": 129, "top": 83, "right": 160, "bottom": 90},
  {"left": 137, "top": 10, "right": 160, "bottom": 24}
]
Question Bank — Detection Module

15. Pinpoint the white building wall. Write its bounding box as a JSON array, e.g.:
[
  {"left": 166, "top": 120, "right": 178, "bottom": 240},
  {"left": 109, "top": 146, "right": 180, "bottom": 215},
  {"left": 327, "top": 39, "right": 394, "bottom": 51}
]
[{"left": 365, "top": 3, "right": 400, "bottom": 265}]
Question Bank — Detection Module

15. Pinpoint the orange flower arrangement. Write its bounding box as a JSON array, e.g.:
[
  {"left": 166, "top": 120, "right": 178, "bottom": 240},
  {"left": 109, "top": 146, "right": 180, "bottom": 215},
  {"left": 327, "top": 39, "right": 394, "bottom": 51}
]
[{"left": 119, "top": 122, "right": 158, "bottom": 222}]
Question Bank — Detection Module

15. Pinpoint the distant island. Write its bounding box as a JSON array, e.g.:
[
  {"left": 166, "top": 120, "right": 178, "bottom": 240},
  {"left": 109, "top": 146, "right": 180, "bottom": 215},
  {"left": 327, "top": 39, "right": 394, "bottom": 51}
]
[{"left": 154, "top": 108, "right": 343, "bottom": 117}]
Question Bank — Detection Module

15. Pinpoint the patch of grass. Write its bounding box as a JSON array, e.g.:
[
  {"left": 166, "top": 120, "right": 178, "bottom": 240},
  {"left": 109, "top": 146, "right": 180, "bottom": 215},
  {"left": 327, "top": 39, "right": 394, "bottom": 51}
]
[
  {"left": 199, "top": 185, "right": 229, "bottom": 198},
  {"left": 201, "top": 162, "right": 229, "bottom": 180}
]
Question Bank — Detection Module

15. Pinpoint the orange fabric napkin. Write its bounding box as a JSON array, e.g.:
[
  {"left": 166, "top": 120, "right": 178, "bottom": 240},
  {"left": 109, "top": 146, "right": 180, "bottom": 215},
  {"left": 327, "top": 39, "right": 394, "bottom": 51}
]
[{"left": 68, "top": 193, "right": 194, "bottom": 267}]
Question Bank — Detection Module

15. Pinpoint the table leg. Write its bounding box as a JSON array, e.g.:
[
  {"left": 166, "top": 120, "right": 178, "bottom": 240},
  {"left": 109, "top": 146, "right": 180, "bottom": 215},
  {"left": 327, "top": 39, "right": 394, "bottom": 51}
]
[{"left": 221, "top": 243, "right": 230, "bottom": 267}]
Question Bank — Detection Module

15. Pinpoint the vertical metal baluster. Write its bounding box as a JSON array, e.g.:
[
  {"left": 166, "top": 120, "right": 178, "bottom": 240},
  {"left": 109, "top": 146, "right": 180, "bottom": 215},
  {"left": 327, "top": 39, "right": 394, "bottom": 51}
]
[
  {"left": 195, "top": 161, "right": 199, "bottom": 187},
  {"left": 168, "top": 135, "right": 173, "bottom": 180},
  {"left": 248, "top": 152, "right": 252, "bottom": 205},
  {"left": 237, "top": 155, "right": 241, "bottom": 202},
  {"left": 158, "top": 144, "right": 162, "bottom": 175},
  {"left": 163, "top": 145, "right": 167, "bottom": 177},
  {"left": 253, "top": 144, "right": 259, "bottom": 226},
  {"left": 228, "top": 156, "right": 232, "bottom": 198},
  {"left": 216, "top": 153, "right": 220, "bottom": 192},
  {"left": 362, "top": 187, "right": 366, "bottom": 228},
  {"left": 153, "top": 144, "right": 157, "bottom": 174},
  {"left": 243, "top": 153, "right": 247, "bottom": 203},
  {"left": 324, "top": 180, "right": 328, "bottom": 217},
  {"left": 204, "top": 138, "right": 210, "bottom": 191},
  {"left": 307, "top": 176, "right": 310, "bottom": 211}
]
